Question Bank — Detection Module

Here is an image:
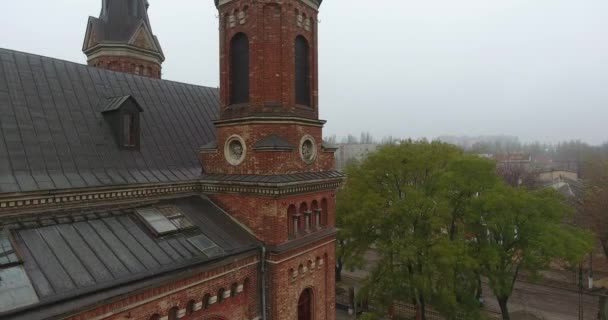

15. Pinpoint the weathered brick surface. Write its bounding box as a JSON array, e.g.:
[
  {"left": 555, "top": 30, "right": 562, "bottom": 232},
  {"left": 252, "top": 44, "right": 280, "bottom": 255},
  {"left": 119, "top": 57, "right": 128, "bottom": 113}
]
[
  {"left": 201, "top": 122, "right": 335, "bottom": 175},
  {"left": 67, "top": 255, "right": 260, "bottom": 320},
  {"left": 267, "top": 240, "right": 337, "bottom": 320},
  {"left": 218, "top": 0, "right": 320, "bottom": 119},
  {"left": 88, "top": 56, "right": 162, "bottom": 79},
  {"left": 210, "top": 190, "right": 336, "bottom": 246}
]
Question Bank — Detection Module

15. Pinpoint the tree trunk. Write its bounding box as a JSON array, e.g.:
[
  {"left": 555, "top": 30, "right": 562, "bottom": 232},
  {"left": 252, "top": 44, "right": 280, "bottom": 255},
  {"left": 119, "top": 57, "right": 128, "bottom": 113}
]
[
  {"left": 335, "top": 259, "right": 343, "bottom": 282},
  {"left": 497, "top": 297, "right": 510, "bottom": 320},
  {"left": 420, "top": 297, "right": 427, "bottom": 320}
]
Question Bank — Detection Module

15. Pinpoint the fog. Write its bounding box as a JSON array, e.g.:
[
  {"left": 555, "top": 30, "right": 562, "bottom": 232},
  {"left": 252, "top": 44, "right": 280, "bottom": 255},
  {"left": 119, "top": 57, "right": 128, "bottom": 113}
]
[{"left": 1, "top": 0, "right": 607, "bottom": 144}]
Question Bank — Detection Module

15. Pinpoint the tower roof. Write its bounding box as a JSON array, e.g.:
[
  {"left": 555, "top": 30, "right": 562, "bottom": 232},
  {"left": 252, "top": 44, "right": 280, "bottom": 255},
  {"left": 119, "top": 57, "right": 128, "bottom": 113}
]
[{"left": 84, "top": 0, "right": 164, "bottom": 60}]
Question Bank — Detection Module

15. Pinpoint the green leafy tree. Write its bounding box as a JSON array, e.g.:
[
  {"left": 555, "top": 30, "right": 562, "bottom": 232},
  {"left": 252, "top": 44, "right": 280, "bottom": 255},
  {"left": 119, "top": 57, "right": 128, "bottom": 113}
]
[
  {"left": 469, "top": 186, "right": 593, "bottom": 320},
  {"left": 338, "top": 141, "right": 481, "bottom": 320}
]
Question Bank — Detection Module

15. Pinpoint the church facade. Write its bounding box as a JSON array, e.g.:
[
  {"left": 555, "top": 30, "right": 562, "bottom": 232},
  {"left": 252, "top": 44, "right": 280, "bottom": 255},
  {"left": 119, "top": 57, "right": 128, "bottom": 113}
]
[{"left": 0, "top": 1, "right": 341, "bottom": 320}]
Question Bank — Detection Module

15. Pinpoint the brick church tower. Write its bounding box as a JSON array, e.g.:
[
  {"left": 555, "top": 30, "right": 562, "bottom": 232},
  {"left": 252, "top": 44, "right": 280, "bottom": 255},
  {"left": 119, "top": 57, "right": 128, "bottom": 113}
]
[
  {"left": 82, "top": 0, "right": 164, "bottom": 78},
  {"left": 202, "top": 0, "right": 341, "bottom": 319}
]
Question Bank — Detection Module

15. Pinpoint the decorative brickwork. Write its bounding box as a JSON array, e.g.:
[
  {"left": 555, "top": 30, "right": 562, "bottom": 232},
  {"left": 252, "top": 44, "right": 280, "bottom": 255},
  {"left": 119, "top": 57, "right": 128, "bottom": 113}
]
[
  {"left": 88, "top": 56, "right": 162, "bottom": 79},
  {"left": 65, "top": 254, "right": 260, "bottom": 320},
  {"left": 201, "top": 122, "right": 335, "bottom": 175},
  {"left": 209, "top": 190, "right": 336, "bottom": 246},
  {"left": 217, "top": 0, "right": 320, "bottom": 119},
  {"left": 209, "top": 1, "right": 337, "bottom": 319}
]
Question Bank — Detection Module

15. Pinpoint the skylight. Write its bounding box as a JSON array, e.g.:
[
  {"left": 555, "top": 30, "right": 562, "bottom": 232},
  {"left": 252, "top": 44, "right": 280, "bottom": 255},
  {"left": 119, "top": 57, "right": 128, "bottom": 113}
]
[
  {"left": 0, "top": 231, "right": 19, "bottom": 267},
  {"left": 137, "top": 207, "right": 195, "bottom": 236},
  {"left": 188, "top": 235, "right": 225, "bottom": 257}
]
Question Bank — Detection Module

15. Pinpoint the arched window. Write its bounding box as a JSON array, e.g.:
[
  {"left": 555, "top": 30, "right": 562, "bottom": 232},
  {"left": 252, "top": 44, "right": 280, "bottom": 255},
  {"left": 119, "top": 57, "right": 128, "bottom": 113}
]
[
  {"left": 295, "top": 36, "right": 310, "bottom": 106},
  {"left": 186, "top": 300, "right": 196, "bottom": 316},
  {"left": 168, "top": 307, "right": 179, "bottom": 320},
  {"left": 230, "top": 33, "right": 250, "bottom": 104},
  {"left": 231, "top": 282, "right": 238, "bottom": 297},
  {"left": 288, "top": 205, "right": 298, "bottom": 237},
  {"left": 311, "top": 200, "right": 320, "bottom": 229},
  {"left": 218, "top": 288, "right": 226, "bottom": 303},
  {"left": 299, "top": 202, "right": 310, "bottom": 232},
  {"left": 203, "top": 293, "right": 211, "bottom": 309},
  {"left": 321, "top": 198, "right": 328, "bottom": 226}
]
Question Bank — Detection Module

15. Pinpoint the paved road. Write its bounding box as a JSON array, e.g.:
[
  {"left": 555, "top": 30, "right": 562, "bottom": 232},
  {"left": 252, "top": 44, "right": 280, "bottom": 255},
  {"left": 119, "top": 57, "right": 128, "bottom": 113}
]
[{"left": 482, "top": 281, "right": 599, "bottom": 320}]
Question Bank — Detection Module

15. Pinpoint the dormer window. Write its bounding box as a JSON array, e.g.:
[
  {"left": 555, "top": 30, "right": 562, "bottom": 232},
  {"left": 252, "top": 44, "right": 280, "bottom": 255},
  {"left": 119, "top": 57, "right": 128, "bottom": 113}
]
[
  {"left": 100, "top": 96, "right": 144, "bottom": 149},
  {"left": 123, "top": 114, "right": 136, "bottom": 147}
]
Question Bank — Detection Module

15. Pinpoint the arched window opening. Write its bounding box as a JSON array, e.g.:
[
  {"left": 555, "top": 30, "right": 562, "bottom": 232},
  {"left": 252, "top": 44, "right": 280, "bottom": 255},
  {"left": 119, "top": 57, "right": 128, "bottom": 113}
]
[
  {"left": 231, "top": 282, "right": 238, "bottom": 297},
  {"left": 321, "top": 198, "right": 328, "bottom": 227},
  {"left": 149, "top": 314, "right": 160, "bottom": 320},
  {"left": 299, "top": 202, "right": 311, "bottom": 232},
  {"left": 295, "top": 36, "right": 310, "bottom": 106},
  {"left": 230, "top": 33, "right": 250, "bottom": 105},
  {"left": 288, "top": 205, "right": 298, "bottom": 237},
  {"left": 298, "top": 288, "right": 313, "bottom": 320},
  {"left": 168, "top": 307, "right": 179, "bottom": 320},
  {"left": 186, "top": 300, "right": 196, "bottom": 315},
  {"left": 203, "top": 293, "right": 211, "bottom": 309},
  {"left": 218, "top": 288, "right": 226, "bottom": 303},
  {"left": 307, "top": 260, "right": 313, "bottom": 272},
  {"left": 311, "top": 200, "right": 320, "bottom": 229}
]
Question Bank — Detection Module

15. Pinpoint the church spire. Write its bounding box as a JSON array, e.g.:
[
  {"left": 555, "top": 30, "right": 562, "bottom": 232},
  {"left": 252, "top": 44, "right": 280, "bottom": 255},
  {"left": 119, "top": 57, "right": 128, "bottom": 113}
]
[{"left": 83, "top": 0, "right": 164, "bottom": 78}]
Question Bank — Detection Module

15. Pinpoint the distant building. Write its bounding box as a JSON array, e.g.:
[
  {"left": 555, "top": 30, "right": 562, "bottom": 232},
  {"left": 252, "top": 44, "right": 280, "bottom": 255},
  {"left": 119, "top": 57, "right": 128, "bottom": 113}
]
[
  {"left": 538, "top": 170, "right": 578, "bottom": 183},
  {"left": 335, "top": 144, "right": 379, "bottom": 171}
]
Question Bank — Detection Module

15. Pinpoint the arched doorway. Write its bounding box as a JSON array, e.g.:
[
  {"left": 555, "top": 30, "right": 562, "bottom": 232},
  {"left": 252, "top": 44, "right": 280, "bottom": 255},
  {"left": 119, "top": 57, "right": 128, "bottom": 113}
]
[{"left": 298, "top": 288, "right": 313, "bottom": 320}]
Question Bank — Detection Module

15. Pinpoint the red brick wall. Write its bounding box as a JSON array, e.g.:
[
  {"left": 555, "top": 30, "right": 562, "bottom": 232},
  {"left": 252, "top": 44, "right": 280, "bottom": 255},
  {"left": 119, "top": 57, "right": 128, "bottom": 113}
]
[
  {"left": 67, "top": 255, "right": 260, "bottom": 320},
  {"left": 267, "top": 239, "right": 336, "bottom": 320},
  {"left": 210, "top": 189, "right": 336, "bottom": 246},
  {"left": 218, "top": 0, "right": 319, "bottom": 119},
  {"left": 88, "top": 56, "right": 162, "bottom": 79},
  {"left": 201, "top": 122, "right": 335, "bottom": 175}
]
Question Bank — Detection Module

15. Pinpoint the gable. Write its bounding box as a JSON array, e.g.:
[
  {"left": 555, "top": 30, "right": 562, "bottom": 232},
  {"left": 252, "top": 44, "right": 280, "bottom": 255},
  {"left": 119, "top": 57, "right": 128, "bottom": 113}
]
[{"left": 129, "top": 22, "right": 160, "bottom": 52}]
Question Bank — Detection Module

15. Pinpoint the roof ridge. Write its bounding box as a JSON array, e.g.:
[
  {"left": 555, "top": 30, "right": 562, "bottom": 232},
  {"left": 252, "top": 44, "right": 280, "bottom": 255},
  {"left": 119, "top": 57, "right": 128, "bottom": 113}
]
[{"left": 0, "top": 47, "right": 218, "bottom": 90}]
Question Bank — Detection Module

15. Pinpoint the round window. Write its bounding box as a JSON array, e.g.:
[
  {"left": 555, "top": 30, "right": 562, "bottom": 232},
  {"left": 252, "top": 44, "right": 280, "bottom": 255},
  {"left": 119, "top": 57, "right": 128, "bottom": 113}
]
[
  {"left": 300, "top": 135, "right": 317, "bottom": 164},
  {"left": 224, "top": 135, "right": 246, "bottom": 166}
]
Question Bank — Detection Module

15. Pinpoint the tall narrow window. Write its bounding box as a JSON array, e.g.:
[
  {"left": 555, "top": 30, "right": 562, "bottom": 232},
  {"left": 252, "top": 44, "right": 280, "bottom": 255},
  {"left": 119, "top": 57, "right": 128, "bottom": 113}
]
[
  {"left": 288, "top": 205, "right": 297, "bottom": 237},
  {"left": 123, "top": 114, "right": 136, "bottom": 147},
  {"left": 230, "top": 33, "right": 250, "bottom": 105},
  {"left": 295, "top": 36, "right": 310, "bottom": 106}
]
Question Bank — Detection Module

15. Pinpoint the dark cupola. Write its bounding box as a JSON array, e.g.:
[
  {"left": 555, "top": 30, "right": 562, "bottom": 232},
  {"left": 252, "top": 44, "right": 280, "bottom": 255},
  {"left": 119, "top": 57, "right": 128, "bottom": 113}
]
[{"left": 83, "top": 0, "right": 165, "bottom": 78}]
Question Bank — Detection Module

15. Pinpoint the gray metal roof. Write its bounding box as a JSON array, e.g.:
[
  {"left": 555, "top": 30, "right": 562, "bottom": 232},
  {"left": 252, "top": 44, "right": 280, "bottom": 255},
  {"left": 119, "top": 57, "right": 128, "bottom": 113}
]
[
  {"left": 0, "top": 48, "right": 220, "bottom": 193},
  {"left": 88, "top": 0, "right": 164, "bottom": 57},
  {"left": 0, "top": 196, "right": 258, "bottom": 320}
]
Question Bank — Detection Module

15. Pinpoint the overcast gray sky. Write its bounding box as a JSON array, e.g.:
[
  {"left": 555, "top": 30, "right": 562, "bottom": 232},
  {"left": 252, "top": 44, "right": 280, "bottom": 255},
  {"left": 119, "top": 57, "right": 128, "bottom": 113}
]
[{"left": 1, "top": 0, "right": 607, "bottom": 144}]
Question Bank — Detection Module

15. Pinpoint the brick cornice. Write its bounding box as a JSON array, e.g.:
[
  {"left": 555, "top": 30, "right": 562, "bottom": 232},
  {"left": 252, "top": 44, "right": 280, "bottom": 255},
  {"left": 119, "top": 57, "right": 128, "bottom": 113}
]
[
  {"left": 0, "top": 175, "right": 344, "bottom": 214},
  {"left": 199, "top": 177, "right": 344, "bottom": 197},
  {"left": 213, "top": 116, "right": 327, "bottom": 128}
]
